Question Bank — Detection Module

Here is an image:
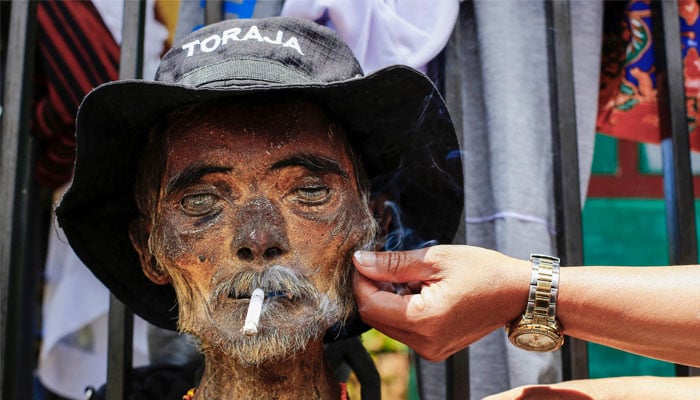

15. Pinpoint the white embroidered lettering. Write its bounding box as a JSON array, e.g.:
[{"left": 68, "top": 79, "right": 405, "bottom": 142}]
[
  {"left": 263, "top": 31, "right": 283, "bottom": 45},
  {"left": 242, "top": 26, "right": 263, "bottom": 42},
  {"left": 180, "top": 26, "right": 304, "bottom": 57},
  {"left": 283, "top": 37, "right": 304, "bottom": 56},
  {"left": 181, "top": 40, "right": 200, "bottom": 57},
  {"left": 221, "top": 27, "right": 241, "bottom": 44},
  {"left": 200, "top": 34, "right": 222, "bottom": 53}
]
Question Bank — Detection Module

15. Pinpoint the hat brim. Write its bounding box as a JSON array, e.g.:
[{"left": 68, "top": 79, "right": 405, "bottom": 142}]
[{"left": 56, "top": 65, "right": 464, "bottom": 331}]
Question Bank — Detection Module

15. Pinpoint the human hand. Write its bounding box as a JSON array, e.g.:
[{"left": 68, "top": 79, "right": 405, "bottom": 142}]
[
  {"left": 352, "top": 245, "right": 530, "bottom": 361},
  {"left": 483, "top": 385, "right": 593, "bottom": 400},
  {"left": 482, "top": 376, "right": 700, "bottom": 400}
]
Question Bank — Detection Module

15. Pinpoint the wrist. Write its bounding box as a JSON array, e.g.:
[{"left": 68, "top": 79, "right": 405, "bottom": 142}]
[
  {"left": 463, "top": 248, "right": 531, "bottom": 331},
  {"left": 504, "top": 257, "right": 532, "bottom": 323},
  {"left": 506, "top": 254, "right": 564, "bottom": 352}
]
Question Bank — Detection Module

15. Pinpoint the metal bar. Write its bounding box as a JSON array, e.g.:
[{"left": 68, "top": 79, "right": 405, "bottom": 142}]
[
  {"left": 205, "top": 0, "right": 223, "bottom": 25},
  {"left": 1, "top": 1, "right": 39, "bottom": 398},
  {"left": 106, "top": 294, "right": 134, "bottom": 400},
  {"left": 544, "top": 0, "right": 588, "bottom": 381},
  {"left": 120, "top": 0, "right": 146, "bottom": 80},
  {"left": 443, "top": 2, "right": 471, "bottom": 398},
  {"left": 650, "top": 0, "right": 700, "bottom": 378},
  {"left": 445, "top": 350, "right": 469, "bottom": 400},
  {"left": 105, "top": 1, "right": 146, "bottom": 399}
]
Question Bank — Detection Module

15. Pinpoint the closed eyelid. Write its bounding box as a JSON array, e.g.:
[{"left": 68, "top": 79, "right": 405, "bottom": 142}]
[
  {"left": 165, "top": 163, "right": 232, "bottom": 195},
  {"left": 270, "top": 154, "right": 348, "bottom": 179}
]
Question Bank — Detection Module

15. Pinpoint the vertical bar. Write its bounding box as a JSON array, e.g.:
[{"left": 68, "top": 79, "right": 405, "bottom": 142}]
[
  {"left": 445, "top": 351, "right": 469, "bottom": 400},
  {"left": 120, "top": 0, "right": 146, "bottom": 80},
  {"left": 650, "top": 0, "right": 700, "bottom": 377},
  {"left": 106, "top": 295, "right": 134, "bottom": 400},
  {"left": 443, "top": 2, "right": 471, "bottom": 398},
  {"left": 105, "top": 1, "right": 145, "bottom": 399},
  {"left": 205, "top": 0, "right": 223, "bottom": 25},
  {"left": 1, "top": 1, "right": 38, "bottom": 399},
  {"left": 544, "top": 0, "right": 588, "bottom": 381}
]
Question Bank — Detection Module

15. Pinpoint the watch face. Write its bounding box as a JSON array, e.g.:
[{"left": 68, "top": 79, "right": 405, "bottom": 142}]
[{"left": 514, "top": 331, "right": 560, "bottom": 352}]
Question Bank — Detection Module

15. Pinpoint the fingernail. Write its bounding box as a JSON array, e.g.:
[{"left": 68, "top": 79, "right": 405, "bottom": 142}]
[{"left": 353, "top": 250, "right": 375, "bottom": 266}]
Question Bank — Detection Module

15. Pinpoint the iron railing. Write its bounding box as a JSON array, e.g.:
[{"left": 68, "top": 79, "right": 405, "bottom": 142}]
[{"left": 1, "top": 1, "right": 697, "bottom": 399}]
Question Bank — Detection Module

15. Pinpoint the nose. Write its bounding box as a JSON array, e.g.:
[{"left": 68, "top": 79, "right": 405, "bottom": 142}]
[{"left": 232, "top": 197, "right": 289, "bottom": 263}]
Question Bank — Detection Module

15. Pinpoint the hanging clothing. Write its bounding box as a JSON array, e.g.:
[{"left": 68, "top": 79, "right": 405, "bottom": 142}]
[
  {"left": 38, "top": 211, "right": 151, "bottom": 399},
  {"left": 33, "top": 0, "right": 119, "bottom": 189},
  {"left": 33, "top": 0, "right": 167, "bottom": 190},
  {"left": 597, "top": 0, "right": 700, "bottom": 150},
  {"left": 173, "top": 0, "right": 285, "bottom": 43},
  {"left": 281, "top": 0, "right": 459, "bottom": 73},
  {"left": 35, "top": 1, "right": 168, "bottom": 398}
]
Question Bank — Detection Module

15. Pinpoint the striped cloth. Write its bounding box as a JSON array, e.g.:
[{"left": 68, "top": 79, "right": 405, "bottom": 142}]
[{"left": 34, "top": 0, "right": 119, "bottom": 189}]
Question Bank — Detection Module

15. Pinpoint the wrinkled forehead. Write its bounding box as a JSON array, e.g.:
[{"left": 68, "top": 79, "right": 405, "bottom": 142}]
[
  {"left": 162, "top": 99, "right": 355, "bottom": 170},
  {"left": 168, "top": 99, "right": 347, "bottom": 145}
]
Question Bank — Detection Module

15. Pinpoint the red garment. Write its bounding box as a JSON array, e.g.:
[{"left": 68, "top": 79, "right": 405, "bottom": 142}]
[
  {"left": 34, "top": 0, "right": 119, "bottom": 189},
  {"left": 597, "top": 0, "right": 700, "bottom": 150}
]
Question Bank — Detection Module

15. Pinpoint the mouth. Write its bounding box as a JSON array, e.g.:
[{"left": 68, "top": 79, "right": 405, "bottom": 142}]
[{"left": 228, "top": 289, "right": 294, "bottom": 301}]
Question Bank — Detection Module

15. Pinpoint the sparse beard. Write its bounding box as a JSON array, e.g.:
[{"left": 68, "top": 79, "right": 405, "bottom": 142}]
[
  {"left": 175, "top": 265, "right": 353, "bottom": 365},
  {"left": 160, "top": 204, "right": 378, "bottom": 366}
]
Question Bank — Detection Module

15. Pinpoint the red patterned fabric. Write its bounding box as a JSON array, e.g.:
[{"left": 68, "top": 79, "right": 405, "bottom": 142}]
[
  {"left": 34, "top": 0, "right": 119, "bottom": 189},
  {"left": 597, "top": 0, "right": 700, "bottom": 151}
]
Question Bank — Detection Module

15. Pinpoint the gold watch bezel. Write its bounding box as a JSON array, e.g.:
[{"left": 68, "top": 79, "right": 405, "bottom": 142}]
[{"left": 507, "top": 316, "right": 564, "bottom": 352}]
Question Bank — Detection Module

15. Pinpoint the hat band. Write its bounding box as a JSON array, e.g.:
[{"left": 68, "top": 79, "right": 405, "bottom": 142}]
[{"left": 175, "top": 58, "right": 315, "bottom": 88}]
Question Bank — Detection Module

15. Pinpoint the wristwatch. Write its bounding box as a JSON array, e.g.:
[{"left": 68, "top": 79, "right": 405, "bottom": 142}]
[{"left": 506, "top": 254, "right": 564, "bottom": 352}]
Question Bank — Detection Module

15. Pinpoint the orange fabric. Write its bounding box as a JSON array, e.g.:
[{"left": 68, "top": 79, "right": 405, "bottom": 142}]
[{"left": 155, "top": 0, "right": 180, "bottom": 48}]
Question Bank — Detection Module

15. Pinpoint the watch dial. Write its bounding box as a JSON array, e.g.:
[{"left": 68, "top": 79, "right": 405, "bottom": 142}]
[{"left": 515, "top": 332, "right": 557, "bottom": 351}]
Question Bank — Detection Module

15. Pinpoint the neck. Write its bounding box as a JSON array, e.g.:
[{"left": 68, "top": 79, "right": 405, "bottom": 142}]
[{"left": 194, "top": 339, "right": 339, "bottom": 400}]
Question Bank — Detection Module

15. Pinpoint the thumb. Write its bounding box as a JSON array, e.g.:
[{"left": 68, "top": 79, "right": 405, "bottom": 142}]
[{"left": 352, "top": 247, "right": 439, "bottom": 283}]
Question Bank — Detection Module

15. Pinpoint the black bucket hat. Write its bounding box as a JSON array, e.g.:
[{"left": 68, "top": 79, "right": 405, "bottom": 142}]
[{"left": 56, "top": 16, "right": 463, "bottom": 333}]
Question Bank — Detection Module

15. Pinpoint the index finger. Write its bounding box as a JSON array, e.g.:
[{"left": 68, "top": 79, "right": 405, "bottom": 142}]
[
  {"left": 352, "top": 247, "right": 441, "bottom": 284},
  {"left": 353, "top": 269, "right": 423, "bottom": 331}
]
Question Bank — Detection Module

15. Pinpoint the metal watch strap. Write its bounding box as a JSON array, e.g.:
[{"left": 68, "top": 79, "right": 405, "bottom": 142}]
[{"left": 524, "top": 254, "right": 560, "bottom": 325}]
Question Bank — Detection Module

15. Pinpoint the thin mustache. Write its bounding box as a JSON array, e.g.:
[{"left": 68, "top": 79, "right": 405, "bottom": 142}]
[{"left": 210, "top": 264, "right": 319, "bottom": 301}]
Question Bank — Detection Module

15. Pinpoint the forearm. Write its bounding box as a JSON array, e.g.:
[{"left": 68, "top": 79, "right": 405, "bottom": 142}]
[
  {"left": 354, "top": 246, "right": 700, "bottom": 364},
  {"left": 562, "top": 376, "right": 700, "bottom": 399},
  {"left": 558, "top": 265, "right": 700, "bottom": 366},
  {"left": 486, "top": 376, "right": 700, "bottom": 399}
]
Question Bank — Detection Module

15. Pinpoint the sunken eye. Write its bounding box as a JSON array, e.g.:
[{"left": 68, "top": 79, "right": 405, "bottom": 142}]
[
  {"left": 180, "top": 193, "right": 217, "bottom": 215},
  {"left": 295, "top": 186, "right": 331, "bottom": 205}
]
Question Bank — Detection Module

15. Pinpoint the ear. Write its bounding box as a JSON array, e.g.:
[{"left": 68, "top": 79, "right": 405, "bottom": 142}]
[
  {"left": 129, "top": 218, "right": 170, "bottom": 285},
  {"left": 369, "top": 194, "right": 393, "bottom": 251}
]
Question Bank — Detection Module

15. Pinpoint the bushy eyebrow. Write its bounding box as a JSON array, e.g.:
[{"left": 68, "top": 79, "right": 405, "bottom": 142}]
[
  {"left": 271, "top": 154, "right": 348, "bottom": 178},
  {"left": 164, "top": 163, "right": 232, "bottom": 195}
]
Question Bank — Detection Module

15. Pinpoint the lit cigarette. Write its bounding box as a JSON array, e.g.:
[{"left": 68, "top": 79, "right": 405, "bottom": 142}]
[{"left": 242, "top": 288, "right": 264, "bottom": 336}]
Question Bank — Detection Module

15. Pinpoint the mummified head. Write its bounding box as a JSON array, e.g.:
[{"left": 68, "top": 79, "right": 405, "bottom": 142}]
[{"left": 128, "top": 96, "right": 378, "bottom": 364}]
